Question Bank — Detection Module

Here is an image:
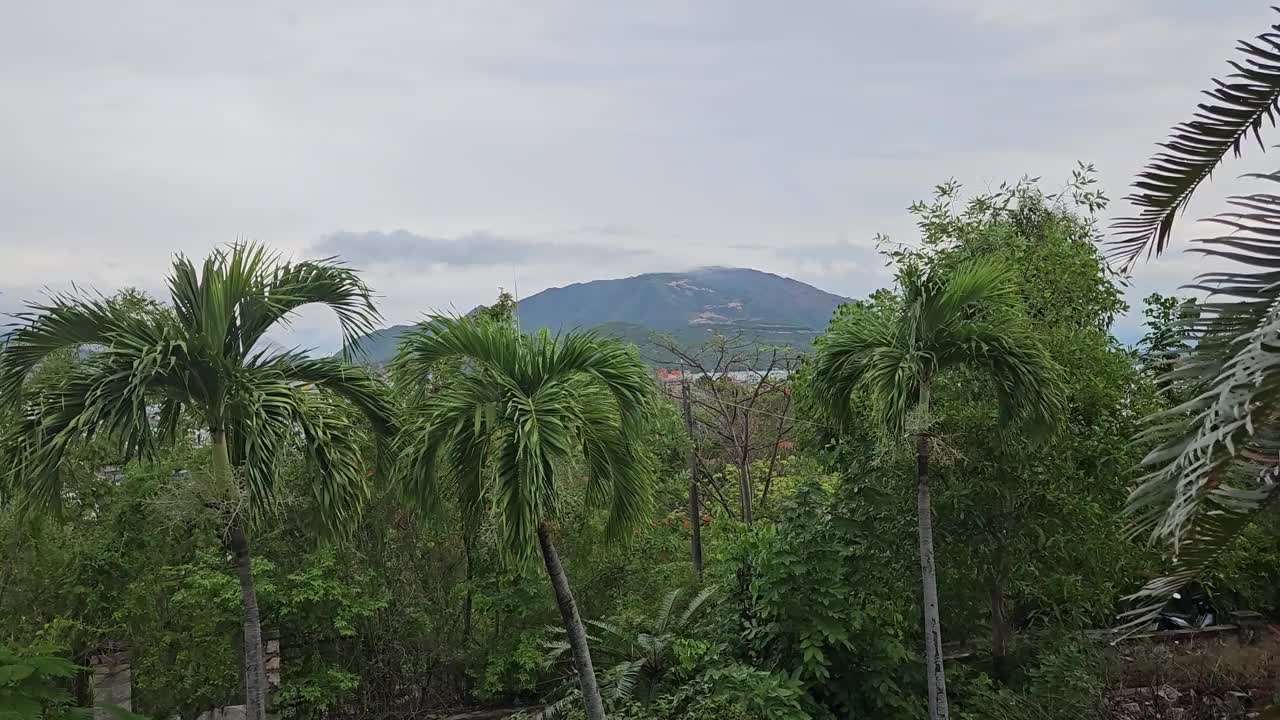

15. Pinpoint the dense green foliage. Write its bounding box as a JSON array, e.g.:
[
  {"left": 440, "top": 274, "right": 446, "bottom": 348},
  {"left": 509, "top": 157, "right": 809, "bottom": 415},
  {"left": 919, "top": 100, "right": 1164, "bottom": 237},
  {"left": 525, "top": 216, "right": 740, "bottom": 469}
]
[
  {"left": 2, "top": 173, "right": 1278, "bottom": 720},
  {"left": 0, "top": 645, "right": 87, "bottom": 720}
]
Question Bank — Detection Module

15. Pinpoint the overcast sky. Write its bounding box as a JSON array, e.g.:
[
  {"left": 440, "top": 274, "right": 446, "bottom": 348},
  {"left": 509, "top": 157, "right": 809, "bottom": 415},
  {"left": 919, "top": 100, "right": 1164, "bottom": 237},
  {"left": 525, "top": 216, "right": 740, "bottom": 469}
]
[{"left": 2, "top": 1, "right": 1276, "bottom": 351}]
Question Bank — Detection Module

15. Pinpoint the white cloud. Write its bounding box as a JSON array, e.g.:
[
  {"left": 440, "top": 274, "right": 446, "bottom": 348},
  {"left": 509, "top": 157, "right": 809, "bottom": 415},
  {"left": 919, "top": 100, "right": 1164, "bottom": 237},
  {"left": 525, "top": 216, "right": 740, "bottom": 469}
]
[{"left": 1, "top": 1, "right": 1274, "bottom": 350}]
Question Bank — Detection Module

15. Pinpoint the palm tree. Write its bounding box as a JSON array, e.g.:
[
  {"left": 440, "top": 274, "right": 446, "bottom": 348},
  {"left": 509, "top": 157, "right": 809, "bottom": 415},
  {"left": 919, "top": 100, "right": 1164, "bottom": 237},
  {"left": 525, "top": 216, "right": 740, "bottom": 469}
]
[
  {"left": 1108, "top": 9, "right": 1280, "bottom": 628},
  {"left": 0, "top": 243, "right": 395, "bottom": 720},
  {"left": 810, "top": 258, "right": 1063, "bottom": 720},
  {"left": 394, "top": 315, "right": 657, "bottom": 720}
]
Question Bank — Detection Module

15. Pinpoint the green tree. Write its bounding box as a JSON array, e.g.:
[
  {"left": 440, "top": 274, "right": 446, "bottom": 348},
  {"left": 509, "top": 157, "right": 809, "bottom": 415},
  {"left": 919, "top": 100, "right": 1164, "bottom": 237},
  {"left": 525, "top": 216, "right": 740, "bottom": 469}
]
[
  {"left": 0, "top": 644, "right": 85, "bottom": 720},
  {"left": 887, "top": 176, "right": 1162, "bottom": 679},
  {"left": 810, "top": 256, "right": 1065, "bottom": 720},
  {"left": 394, "top": 315, "right": 658, "bottom": 720},
  {"left": 1138, "top": 293, "right": 1193, "bottom": 366},
  {"left": 1109, "top": 10, "right": 1280, "bottom": 625},
  {"left": 0, "top": 243, "right": 395, "bottom": 720},
  {"left": 390, "top": 291, "right": 519, "bottom": 643}
]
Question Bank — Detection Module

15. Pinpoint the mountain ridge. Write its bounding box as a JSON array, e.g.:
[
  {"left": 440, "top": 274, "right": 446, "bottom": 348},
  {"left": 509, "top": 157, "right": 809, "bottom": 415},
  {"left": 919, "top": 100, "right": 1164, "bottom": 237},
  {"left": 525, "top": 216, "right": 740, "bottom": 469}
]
[{"left": 349, "top": 267, "right": 850, "bottom": 366}]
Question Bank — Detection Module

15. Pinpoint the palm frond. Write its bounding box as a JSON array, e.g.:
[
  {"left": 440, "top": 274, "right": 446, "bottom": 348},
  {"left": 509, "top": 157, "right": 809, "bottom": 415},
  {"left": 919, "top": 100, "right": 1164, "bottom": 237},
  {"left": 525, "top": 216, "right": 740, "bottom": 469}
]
[
  {"left": 938, "top": 318, "right": 1065, "bottom": 434},
  {"left": 652, "top": 589, "right": 681, "bottom": 635},
  {"left": 2, "top": 348, "right": 167, "bottom": 512},
  {"left": 918, "top": 258, "right": 1020, "bottom": 338},
  {"left": 809, "top": 308, "right": 901, "bottom": 430},
  {"left": 1122, "top": 172, "right": 1280, "bottom": 623},
  {"left": 530, "top": 690, "right": 581, "bottom": 720},
  {"left": 167, "top": 242, "right": 381, "bottom": 363},
  {"left": 1111, "top": 11, "right": 1280, "bottom": 270},
  {"left": 395, "top": 314, "right": 522, "bottom": 381},
  {"left": 605, "top": 660, "right": 643, "bottom": 706},
  {"left": 253, "top": 353, "right": 396, "bottom": 435},
  {"left": 394, "top": 412, "right": 449, "bottom": 519},
  {"left": 813, "top": 255, "right": 1060, "bottom": 441},
  {"left": 578, "top": 386, "right": 655, "bottom": 540},
  {"left": 549, "top": 331, "right": 655, "bottom": 420},
  {"left": 0, "top": 291, "right": 131, "bottom": 405},
  {"left": 226, "top": 365, "right": 379, "bottom": 531},
  {"left": 293, "top": 390, "right": 375, "bottom": 537},
  {"left": 225, "top": 370, "right": 299, "bottom": 514},
  {"left": 538, "top": 587, "right": 716, "bottom": 716},
  {"left": 394, "top": 316, "right": 657, "bottom": 567},
  {"left": 1122, "top": 472, "right": 1280, "bottom": 629},
  {"left": 2, "top": 244, "right": 388, "bottom": 539},
  {"left": 237, "top": 251, "right": 381, "bottom": 360},
  {"left": 492, "top": 430, "right": 550, "bottom": 569},
  {"left": 676, "top": 587, "right": 715, "bottom": 629}
]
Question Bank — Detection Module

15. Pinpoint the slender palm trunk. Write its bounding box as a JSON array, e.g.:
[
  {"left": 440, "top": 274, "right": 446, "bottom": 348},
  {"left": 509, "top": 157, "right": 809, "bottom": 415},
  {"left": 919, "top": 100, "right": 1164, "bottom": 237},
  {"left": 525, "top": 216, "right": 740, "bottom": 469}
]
[
  {"left": 989, "top": 575, "right": 1011, "bottom": 683},
  {"left": 463, "top": 522, "right": 476, "bottom": 643},
  {"left": 739, "top": 413, "right": 753, "bottom": 524},
  {"left": 228, "top": 523, "right": 268, "bottom": 720},
  {"left": 213, "top": 430, "right": 268, "bottom": 720},
  {"left": 688, "top": 479, "right": 704, "bottom": 581},
  {"left": 915, "top": 386, "right": 949, "bottom": 720},
  {"left": 681, "top": 383, "right": 704, "bottom": 580},
  {"left": 989, "top": 504, "right": 1013, "bottom": 682},
  {"left": 537, "top": 522, "right": 605, "bottom": 720}
]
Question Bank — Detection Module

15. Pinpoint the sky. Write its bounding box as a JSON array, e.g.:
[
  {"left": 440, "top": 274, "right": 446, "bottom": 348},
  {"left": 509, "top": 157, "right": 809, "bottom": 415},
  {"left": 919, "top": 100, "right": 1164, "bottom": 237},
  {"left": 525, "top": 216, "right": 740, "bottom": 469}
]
[{"left": 2, "top": 1, "right": 1276, "bottom": 352}]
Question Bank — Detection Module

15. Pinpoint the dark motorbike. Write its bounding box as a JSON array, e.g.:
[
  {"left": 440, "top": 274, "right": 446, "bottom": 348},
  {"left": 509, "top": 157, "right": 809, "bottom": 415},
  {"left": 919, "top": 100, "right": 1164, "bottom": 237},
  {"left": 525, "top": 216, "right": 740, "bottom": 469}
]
[{"left": 1156, "top": 591, "right": 1217, "bottom": 631}]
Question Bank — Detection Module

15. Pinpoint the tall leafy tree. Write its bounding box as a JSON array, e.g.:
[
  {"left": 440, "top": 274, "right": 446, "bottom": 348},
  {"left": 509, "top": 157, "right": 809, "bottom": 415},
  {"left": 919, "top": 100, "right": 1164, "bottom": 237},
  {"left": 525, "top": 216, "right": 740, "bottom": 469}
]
[
  {"left": 394, "top": 315, "right": 657, "bottom": 720},
  {"left": 0, "top": 243, "right": 395, "bottom": 720},
  {"left": 810, "top": 257, "right": 1064, "bottom": 720},
  {"left": 1110, "top": 8, "right": 1280, "bottom": 627},
  {"left": 891, "top": 176, "right": 1163, "bottom": 679}
]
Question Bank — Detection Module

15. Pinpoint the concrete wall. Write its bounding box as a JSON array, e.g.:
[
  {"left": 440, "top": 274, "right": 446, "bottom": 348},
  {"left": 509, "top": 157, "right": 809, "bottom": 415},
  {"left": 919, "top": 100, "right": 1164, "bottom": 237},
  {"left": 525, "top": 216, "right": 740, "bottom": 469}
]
[
  {"left": 90, "top": 650, "right": 131, "bottom": 720},
  {"left": 89, "top": 635, "right": 281, "bottom": 720}
]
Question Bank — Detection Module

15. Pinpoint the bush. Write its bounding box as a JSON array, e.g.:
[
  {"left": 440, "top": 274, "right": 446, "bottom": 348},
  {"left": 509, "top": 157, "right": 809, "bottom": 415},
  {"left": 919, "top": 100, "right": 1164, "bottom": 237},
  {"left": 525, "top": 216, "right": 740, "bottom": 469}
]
[
  {"left": 0, "top": 645, "right": 87, "bottom": 720},
  {"left": 735, "top": 480, "right": 920, "bottom": 719},
  {"left": 597, "top": 663, "right": 814, "bottom": 720},
  {"left": 1211, "top": 512, "right": 1280, "bottom": 619},
  {"left": 950, "top": 638, "right": 1106, "bottom": 720}
]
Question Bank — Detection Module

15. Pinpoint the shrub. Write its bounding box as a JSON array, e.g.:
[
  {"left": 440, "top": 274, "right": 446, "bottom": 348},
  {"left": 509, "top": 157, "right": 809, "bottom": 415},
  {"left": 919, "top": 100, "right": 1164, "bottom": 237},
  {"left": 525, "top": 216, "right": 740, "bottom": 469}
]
[
  {"left": 737, "top": 481, "right": 920, "bottom": 719},
  {"left": 0, "top": 645, "right": 87, "bottom": 720}
]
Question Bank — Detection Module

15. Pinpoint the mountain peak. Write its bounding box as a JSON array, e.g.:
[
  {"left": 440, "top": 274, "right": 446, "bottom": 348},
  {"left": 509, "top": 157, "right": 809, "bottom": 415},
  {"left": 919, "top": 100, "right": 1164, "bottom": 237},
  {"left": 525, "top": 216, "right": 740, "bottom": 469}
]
[{"left": 349, "top": 268, "right": 850, "bottom": 365}]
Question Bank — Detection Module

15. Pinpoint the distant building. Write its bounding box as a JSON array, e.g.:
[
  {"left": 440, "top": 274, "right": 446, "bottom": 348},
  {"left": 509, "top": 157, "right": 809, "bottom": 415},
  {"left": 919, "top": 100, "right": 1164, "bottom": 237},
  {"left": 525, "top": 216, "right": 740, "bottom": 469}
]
[{"left": 655, "top": 368, "right": 790, "bottom": 385}]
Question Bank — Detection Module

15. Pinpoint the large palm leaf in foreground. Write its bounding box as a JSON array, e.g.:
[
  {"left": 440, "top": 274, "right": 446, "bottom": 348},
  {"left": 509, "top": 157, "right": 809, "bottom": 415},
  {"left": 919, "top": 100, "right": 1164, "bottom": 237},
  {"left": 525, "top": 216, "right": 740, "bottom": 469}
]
[
  {"left": 0, "top": 243, "right": 395, "bottom": 720},
  {"left": 395, "top": 315, "right": 656, "bottom": 720},
  {"left": 811, "top": 258, "right": 1063, "bottom": 720},
  {"left": 1110, "top": 11, "right": 1280, "bottom": 271},
  {"left": 1112, "top": 10, "right": 1280, "bottom": 630}
]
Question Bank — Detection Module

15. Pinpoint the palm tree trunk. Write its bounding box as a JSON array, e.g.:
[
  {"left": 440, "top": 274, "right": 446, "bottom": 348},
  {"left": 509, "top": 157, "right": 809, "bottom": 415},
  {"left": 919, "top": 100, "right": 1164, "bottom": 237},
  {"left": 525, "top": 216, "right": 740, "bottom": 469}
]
[
  {"left": 688, "top": 479, "right": 704, "bottom": 581},
  {"left": 463, "top": 540, "right": 474, "bottom": 642},
  {"left": 213, "top": 430, "right": 268, "bottom": 720},
  {"left": 739, "top": 412, "right": 753, "bottom": 524},
  {"left": 681, "top": 383, "right": 704, "bottom": 580},
  {"left": 989, "top": 574, "right": 1011, "bottom": 683},
  {"left": 537, "top": 522, "right": 606, "bottom": 720},
  {"left": 228, "top": 523, "right": 268, "bottom": 720},
  {"left": 915, "top": 386, "right": 950, "bottom": 720}
]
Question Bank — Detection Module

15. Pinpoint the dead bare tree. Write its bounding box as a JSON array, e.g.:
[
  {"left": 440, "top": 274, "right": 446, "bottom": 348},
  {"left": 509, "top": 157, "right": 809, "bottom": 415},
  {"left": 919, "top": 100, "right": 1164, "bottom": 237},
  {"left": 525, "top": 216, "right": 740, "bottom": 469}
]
[{"left": 654, "top": 332, "right": 797, "bottom": 524}]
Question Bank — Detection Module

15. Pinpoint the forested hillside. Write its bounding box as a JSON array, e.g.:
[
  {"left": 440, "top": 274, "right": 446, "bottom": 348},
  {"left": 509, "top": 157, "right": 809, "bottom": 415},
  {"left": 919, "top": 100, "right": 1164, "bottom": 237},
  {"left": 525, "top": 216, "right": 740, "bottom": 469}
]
[{"left": 347, "top": 268, "right": 848, "bottom": 367}]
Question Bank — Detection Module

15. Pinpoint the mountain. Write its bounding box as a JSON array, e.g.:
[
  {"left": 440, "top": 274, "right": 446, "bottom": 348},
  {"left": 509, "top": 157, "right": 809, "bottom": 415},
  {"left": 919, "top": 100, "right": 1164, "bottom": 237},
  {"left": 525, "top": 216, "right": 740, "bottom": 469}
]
[{"left": 349, "top": 267, "right": 851, "bottom": 367}]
